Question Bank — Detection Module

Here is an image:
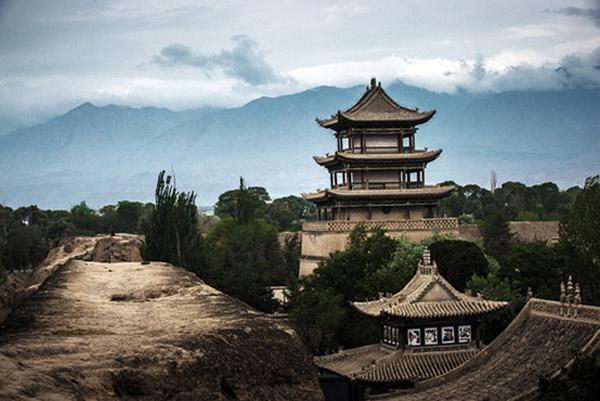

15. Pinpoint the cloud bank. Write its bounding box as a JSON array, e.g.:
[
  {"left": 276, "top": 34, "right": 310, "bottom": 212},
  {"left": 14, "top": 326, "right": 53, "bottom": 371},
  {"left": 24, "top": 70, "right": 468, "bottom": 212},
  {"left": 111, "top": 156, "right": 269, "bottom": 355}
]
[
  {"left": 551, "top": 7, "right": 600, "bottom": 28},
  {"left": 152, "top": 35, "right": 284, "bottom": 86},
  {"left": 287, "top": 47, "right": 600, "bottom": 94}
]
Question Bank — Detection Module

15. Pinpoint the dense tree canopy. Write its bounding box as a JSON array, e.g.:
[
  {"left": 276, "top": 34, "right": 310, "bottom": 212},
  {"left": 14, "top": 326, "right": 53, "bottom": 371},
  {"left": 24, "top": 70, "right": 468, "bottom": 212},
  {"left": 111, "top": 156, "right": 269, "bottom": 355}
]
[
  {"left": 441, "top": 180, "right": 579, "bottom": 223},
  {"left": 141, "top": 174, "right": 300, "bottom": 313},
  {"left": 289, "top": 227, "right": 461, "bottom": 354},
  {"left": 560, "top": 175, "right": 600, "bottom": 267},
  {"left": 429, "top": 240, "right": 489, "bottom": 291},
  {"left": 142, "top": 170, "right": 200, "bottom": 269}
]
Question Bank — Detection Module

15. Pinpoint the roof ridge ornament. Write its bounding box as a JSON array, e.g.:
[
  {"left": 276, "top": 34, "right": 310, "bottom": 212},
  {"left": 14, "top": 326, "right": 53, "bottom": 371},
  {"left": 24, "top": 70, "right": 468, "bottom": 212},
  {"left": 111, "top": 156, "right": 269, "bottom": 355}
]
[
  {"left": 418, "top": 247, "right": 434, "bottom": 274},
  {"left": 560, "top": 276, "right": 582, "bottom": 317},
  {"left": 371, "top": 77, "right": 376, "bottom": 89}
]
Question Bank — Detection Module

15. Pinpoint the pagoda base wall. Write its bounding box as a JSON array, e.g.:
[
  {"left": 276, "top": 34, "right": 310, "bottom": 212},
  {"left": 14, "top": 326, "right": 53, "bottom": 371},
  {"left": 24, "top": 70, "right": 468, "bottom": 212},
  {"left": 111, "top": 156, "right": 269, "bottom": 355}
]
[
  {"left": 299, "top": 218, "right": 459, "bottom": 277},
  {"left": 335, "top": 205, "right": 429, "bottom": 221}
]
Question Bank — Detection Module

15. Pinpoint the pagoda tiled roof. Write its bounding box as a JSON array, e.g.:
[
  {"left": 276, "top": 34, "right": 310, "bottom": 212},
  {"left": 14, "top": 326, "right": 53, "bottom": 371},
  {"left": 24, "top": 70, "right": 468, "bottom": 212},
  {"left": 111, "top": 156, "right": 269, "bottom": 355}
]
[
  {"left": 313, "top": 149, "right": 442, "bottom": 167},
  {"left": 301, "top": 186, "right": 455, "bottom": 203},
  {"left": 315, "top": 344, "right": 477, "bottom": 384},
  {"left": 353, "top": 249, "right": 507, "bottom": 319},
  {"left": 373, "top": 298, "right": 600, "bottom": 400},
  {"left": 317, "top": 79, "right": 435, "bottom": 129}
]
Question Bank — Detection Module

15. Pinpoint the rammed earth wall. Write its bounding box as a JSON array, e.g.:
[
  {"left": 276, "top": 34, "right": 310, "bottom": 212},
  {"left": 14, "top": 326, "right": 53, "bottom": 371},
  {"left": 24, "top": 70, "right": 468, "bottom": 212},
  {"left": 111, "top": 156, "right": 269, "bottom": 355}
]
[
  {"left": 299, "top": 220, "right": 560, "bottom": 277},
  {"left": 299, "top": 218, "right": 460, "bottom": 276}
]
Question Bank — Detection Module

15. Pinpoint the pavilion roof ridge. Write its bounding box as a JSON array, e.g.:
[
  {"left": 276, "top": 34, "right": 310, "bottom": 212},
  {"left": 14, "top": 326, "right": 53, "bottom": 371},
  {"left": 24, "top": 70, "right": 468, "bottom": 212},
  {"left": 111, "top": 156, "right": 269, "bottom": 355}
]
[
  {"left": 352, "top": 247, "right": 508, "bottom": 319},
  {"left": 317, "top": 78, "right": 436, "bottom": 129}
]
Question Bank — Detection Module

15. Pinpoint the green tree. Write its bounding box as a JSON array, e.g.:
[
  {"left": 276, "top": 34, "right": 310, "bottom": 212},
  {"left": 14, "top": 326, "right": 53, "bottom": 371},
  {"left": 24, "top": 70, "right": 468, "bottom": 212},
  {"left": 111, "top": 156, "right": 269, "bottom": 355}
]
[
  {"left": 466, "top": 255, "right": 526, "bottom": 343},
  {"left": 205, "top": 217, "right": 283, "bottom": 312},
  {"left": 560, "top": 175, "right": 600, "bottom": 267},
  {"left": 213, "top": 178, "right": 270, "bottom": 223},
  {"left": 267, "top": 195, "right": 317, "bottom": 231},
  {"left": 482, "top": 213, "right": 515, "bottom": 261},
  {"left": 69, "top": 201, "right": 103, "bottom": 235},
  {"left": 116, "top": 201, "right": 143, "bottom": 233},
  {"left": 500, "top": 242, "right": 562, "bottom": 300},
  {"left": 429, "top": 240, "right": 489, "bottom": 291},
  {"left": 289, "top": 225, "right": 398, "bottom": 353},
  {"left": 142, "top": 170, "right": 200, "bottom": 269}
]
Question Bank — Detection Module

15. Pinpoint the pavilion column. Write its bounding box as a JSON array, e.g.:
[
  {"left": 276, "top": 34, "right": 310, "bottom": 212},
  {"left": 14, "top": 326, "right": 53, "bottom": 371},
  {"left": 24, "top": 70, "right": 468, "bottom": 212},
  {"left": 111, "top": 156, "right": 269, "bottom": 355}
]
[
  {"left": 362, "top": 132, "right": 366, "bottom": 153},
  {"left": 318, "top": 208, "right": 322, "bottom": 221},
  {"left": 422, "top": 167, "right": 425, "bottom": 186},
  {"left": 334, "top": 173, "right": 338, "bottom": 187},
  {"left": 365, "top": 169, "right": 370, "bottom": 189},
  {"left": 399, "top": 321, "right": 406, "bottom": 350},
  {"left": 330, "top": 173, "right": 333, "bottom": 188},
  {"left": 368, "top": 205, "right": 372, "bottom": 220},
  {"left": 324, "top": 209, "right": 328, "bottom": 221}
]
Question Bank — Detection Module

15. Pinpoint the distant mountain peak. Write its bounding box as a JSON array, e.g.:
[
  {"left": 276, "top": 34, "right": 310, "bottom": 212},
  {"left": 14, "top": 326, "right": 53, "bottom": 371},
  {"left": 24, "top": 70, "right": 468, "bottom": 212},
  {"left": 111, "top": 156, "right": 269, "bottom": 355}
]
[{"left": 76, "top": 102, "right": 97, "bottom": 109}]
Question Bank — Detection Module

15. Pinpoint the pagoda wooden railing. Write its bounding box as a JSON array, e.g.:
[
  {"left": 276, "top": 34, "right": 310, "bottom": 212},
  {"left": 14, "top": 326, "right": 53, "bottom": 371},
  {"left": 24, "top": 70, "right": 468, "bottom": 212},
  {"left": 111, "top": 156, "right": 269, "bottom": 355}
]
[
  {"left": 342, "top": 147, "right": 427, "bottom": 154},
  {"left": 350, "top": 182, "right": 422, "bottom": 190},
  {"left": 303, "top": 218, "right": 459, "bottom": 232}
]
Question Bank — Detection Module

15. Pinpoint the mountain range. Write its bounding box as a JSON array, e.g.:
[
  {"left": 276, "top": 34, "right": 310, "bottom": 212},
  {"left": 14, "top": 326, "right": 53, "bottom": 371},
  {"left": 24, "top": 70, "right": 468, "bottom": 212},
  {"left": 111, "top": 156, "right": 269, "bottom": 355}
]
[{"left": 1, "top": 81, "right": 599, "bottom": 210}]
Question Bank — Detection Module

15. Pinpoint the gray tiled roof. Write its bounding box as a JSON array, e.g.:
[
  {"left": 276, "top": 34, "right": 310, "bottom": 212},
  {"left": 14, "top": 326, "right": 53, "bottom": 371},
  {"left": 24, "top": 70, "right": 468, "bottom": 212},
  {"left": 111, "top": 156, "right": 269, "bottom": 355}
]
[
  {"left": 353, "top": 253, "right": 507, "bottom": 319},
  {"left": 317, "top": 81, "right": 435, "bottom": 128},
  {"left": 315, "top": 344, "right": 477, "bottom": 384},
  {"left": 373, "top": 299, "right": 600, "bottom": 400},
  {"left": 301, "top": 186, "right": 455, "bottom": 202},
  {"left": 313, "top": 149, "right": 442, "bottom": 167}
]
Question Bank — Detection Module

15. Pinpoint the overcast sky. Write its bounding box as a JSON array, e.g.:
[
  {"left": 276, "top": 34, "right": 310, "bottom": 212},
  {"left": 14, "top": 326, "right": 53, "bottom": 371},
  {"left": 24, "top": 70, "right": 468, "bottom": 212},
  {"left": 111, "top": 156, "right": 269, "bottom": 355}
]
[{"left": 1, "top": 0, "right": 599, "bottom": 130}]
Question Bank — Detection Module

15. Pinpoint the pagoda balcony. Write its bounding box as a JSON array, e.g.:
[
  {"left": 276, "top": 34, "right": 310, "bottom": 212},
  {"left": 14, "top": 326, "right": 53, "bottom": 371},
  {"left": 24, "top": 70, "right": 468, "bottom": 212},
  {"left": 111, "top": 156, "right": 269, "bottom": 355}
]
[
  {"left": 303, "top": 218, "right": 459, "bottom": 233},
  {"left": 343, "top": 147, "right": 427, "bottom": 154},
  {"left": 350, "top": 182, "right": 423, "bottom": 190}
]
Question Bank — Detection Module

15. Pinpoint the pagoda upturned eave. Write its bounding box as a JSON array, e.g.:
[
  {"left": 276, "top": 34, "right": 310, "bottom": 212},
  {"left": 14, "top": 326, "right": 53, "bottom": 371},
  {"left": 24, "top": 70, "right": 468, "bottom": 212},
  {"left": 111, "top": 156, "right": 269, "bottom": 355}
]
[
  {"left": 313, "top": 149, "right": 442, "bottom": 167},
  {"left": 352, "top": 262, "right": 508, "bottom": 320},
  {"left": 316, "top": 82, "right": 436, "bottom": 130},
  {"left": 301, "top": 185, "right": 455, "bottom": 203}
]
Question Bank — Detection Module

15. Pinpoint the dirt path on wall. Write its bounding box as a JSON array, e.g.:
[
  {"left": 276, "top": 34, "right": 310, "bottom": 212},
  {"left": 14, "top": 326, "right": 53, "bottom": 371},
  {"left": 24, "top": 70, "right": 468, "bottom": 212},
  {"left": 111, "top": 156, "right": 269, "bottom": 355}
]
[{"left": 0, "top": 236, "right": 321, "bottom": 401}]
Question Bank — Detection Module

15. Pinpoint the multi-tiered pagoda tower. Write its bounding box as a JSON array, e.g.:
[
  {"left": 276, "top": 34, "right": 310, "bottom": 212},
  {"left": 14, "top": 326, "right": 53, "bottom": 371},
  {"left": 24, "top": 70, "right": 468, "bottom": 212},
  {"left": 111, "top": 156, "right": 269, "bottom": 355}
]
[
  {"left": 303, "top": 78, "right": 454, "bottom": 221},
  {"left": 299, "top": 79, "right": 458, "bottom": 276}
]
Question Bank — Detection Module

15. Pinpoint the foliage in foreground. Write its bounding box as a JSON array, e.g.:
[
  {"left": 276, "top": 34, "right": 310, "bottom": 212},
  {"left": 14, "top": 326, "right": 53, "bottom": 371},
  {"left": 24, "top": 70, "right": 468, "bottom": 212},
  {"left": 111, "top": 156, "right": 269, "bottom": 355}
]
[
  {"left": 141, "top": 173, "right": 299, "bottom": 313},
  {"left": 288, "top": 227, "right": 464, "bottom": 355}
]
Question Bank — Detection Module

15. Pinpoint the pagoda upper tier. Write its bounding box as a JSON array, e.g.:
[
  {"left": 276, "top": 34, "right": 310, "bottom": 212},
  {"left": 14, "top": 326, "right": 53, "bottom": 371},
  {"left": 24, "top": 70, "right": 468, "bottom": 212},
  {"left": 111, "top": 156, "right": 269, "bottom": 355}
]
[
  {"left": 303, "top": 78, "right": 453, "bottom": 222},
  {"left": 317, "top": 78, "right": 435, "bottom": 130},
  {"left": 313, "top": 149, "right": 442, "bottom": 171}
]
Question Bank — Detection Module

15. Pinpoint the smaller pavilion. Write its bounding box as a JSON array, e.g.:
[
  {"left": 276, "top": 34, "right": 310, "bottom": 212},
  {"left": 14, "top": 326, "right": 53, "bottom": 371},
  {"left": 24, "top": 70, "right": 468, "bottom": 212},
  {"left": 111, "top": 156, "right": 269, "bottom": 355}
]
[{"left": 315, "top": 248, "right": 507, "bottom": 400}]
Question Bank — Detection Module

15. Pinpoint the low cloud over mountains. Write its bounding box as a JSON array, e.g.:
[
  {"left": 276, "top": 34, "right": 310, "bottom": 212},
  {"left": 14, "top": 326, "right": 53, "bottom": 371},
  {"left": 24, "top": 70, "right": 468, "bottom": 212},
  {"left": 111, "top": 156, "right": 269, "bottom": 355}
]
[{"left": 0, "top": 81, "right": 598, "bottom": 210}]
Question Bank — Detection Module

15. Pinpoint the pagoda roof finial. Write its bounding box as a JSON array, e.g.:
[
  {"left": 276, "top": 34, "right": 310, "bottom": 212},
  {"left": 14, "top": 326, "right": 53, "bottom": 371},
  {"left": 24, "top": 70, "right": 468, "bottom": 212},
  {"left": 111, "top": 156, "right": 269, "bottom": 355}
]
[
  {"left": 371, "top": 77, "right": 376, "bottom": 89},
  {"left": 352, "top": 244, "right": 508, "bottom": 319}
]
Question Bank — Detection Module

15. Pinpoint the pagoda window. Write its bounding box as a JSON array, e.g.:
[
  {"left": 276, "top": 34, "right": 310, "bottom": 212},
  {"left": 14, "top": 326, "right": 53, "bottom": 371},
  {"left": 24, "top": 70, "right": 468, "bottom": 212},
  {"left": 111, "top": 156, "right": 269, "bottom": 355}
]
[
  {"left": 426, "top": 206, "right": 437, "bottom": 218},
  {"left": 403, "top": 136, "right": 411, "bottom": 152},
  {"left": 382, "top": 323, "right": 398, "bottom": 346},
  {"left": 340, "top": 137, "right": 349, "bottom": 151}
]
